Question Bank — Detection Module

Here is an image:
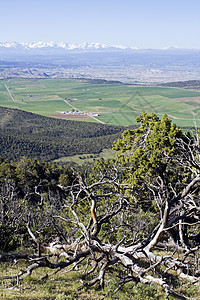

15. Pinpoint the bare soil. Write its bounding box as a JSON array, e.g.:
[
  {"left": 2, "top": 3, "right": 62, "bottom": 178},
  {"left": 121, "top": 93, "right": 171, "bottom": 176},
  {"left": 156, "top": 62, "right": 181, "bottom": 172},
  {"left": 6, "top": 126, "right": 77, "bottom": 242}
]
[{"left": 51, "top": 114, "right": 92, "bottom": 119}]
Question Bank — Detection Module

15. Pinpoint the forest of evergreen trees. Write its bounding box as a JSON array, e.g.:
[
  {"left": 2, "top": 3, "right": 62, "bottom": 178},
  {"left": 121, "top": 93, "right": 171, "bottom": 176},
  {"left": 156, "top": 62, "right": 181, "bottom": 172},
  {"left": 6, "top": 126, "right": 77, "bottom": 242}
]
[{"left": 0, "top": 107, "right": 129, "bottom": 161}]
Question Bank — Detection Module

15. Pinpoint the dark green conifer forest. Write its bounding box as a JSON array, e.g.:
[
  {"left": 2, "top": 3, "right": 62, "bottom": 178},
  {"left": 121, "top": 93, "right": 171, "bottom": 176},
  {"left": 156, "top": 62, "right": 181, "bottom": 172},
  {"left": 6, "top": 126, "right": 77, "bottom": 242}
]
[{"left": 0, "top": 106, "right": 126, "bottom": 161}]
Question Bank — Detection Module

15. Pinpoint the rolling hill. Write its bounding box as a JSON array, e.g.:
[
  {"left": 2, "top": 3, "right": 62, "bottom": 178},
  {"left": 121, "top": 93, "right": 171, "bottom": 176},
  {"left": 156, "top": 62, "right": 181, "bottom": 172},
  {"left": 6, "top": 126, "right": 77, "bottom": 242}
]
[{"left": 0, "top": 106, "right": 126, "bottom": 162}]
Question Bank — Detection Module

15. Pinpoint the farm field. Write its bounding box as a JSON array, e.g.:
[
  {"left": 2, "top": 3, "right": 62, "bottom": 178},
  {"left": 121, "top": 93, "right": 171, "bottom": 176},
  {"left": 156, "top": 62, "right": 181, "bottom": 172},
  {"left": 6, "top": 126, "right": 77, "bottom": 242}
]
[{"left": 1, "top": 78, "right": 200, "bottom": 127}]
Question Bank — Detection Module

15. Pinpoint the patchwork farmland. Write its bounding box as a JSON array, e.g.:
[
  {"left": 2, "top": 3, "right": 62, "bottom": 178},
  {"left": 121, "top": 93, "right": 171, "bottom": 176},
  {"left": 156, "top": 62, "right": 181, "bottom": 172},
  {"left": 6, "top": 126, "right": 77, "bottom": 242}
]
[{"left": 1, "top": 78, "right": 200, "bottom": 127}]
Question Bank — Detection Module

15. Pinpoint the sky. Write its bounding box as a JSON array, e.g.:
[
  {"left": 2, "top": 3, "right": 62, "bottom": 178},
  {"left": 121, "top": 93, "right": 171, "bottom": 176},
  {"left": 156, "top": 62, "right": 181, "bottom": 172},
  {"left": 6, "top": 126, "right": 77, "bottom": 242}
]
[{"left": 1, "top": 0, "right": 200, "bottom": 49}]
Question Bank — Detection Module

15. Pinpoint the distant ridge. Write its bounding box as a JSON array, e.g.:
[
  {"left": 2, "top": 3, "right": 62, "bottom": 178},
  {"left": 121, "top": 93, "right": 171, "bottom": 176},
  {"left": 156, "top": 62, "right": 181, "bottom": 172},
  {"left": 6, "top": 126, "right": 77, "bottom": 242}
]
[{"left": 160, "top": 80, "right": 200, "bottom": 89}]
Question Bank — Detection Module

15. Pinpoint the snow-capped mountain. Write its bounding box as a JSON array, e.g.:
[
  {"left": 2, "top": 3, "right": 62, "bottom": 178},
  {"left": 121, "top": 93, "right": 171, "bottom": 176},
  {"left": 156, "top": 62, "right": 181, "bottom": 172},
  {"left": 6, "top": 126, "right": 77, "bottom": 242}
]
[
  {"left": 0, "top": 41, "right": 138, "bottom": 52},
  {"left": 0, "top": 42, "right": 199, "bottom": 57}
]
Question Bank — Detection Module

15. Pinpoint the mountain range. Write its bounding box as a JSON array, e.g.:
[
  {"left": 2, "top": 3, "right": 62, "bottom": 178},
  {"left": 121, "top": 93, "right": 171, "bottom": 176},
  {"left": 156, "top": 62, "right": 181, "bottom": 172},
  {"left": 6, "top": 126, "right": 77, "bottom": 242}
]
[
  {"left": 0, "top": 41, "right": 138, "bottom": 52},
  {"left": 0, "top": 41, "right": 199, "bottom": 53}
]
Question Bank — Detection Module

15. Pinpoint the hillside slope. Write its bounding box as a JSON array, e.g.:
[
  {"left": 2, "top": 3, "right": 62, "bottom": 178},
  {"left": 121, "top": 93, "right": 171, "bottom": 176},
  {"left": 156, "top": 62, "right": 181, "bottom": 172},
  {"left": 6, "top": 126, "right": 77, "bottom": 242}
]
[
  {"left": 160, "top": 80, "right": 200, "bottom": 89},
  {"left": 0, "top": 107, "right": 125, "bottom": 161}
]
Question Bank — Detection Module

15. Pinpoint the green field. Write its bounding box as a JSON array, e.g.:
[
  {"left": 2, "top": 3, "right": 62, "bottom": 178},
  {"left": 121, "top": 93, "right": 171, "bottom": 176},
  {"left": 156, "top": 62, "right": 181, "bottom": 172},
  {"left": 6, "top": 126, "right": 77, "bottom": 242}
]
[
  {"left": 1, "top": 78, "right": 200, "bottom": 126},
  {"left": 53, "top": 148, "right": 116, "bottom": 165}
]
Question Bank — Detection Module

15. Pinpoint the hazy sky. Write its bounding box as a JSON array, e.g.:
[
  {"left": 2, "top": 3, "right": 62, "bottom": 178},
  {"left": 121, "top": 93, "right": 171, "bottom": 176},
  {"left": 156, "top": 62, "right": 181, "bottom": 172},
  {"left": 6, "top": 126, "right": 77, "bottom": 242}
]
[{"left": 1, "top": 0, "right": 200, "bottom": 49}]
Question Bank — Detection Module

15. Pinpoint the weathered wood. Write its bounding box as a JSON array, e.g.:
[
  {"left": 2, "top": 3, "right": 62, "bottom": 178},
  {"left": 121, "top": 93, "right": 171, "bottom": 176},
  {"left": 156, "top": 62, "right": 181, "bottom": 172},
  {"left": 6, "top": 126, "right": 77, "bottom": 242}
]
[{"left": 0, "top": 253, "right": 37, "bottom": 262}]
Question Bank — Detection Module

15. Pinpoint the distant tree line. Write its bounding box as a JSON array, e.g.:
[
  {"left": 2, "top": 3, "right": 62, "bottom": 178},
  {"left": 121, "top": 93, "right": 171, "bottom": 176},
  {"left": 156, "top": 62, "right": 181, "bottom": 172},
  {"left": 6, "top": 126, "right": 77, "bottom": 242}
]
[{"left": 160, "top": 79, "right": 200, "bottom": 89}]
